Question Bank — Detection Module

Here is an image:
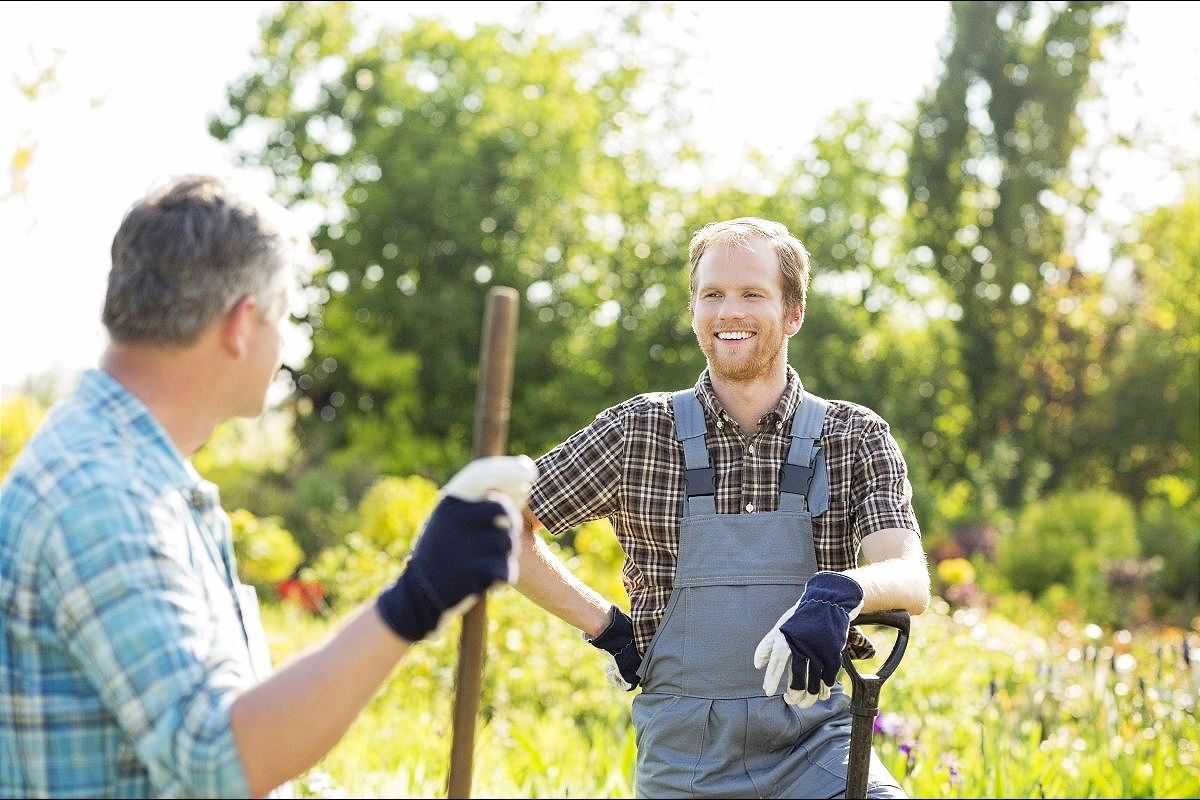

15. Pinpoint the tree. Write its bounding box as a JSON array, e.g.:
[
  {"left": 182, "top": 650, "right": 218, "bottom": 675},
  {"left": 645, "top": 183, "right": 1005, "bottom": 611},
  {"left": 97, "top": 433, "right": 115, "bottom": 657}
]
[
  {"left": 212, "top": 2, "right": 696, "bottom": 483},
  {"left": 1094, "top": 184, "right": 1200, "bottom": 498},
  {"left": 906, "top": 0, "right": 1128, "bottom": 504}
]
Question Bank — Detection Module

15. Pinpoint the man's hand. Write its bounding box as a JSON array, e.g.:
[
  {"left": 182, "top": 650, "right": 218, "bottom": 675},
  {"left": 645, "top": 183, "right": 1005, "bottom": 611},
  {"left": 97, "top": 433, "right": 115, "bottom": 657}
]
[
  {"left": 375, "top": 456, "right": 537, "bottom": 642},
  {"left": 587, "top": 605, "right": 642, "bottom": 690},
  {"left": 440, "top": 455, "right": 537, "bottom": 584},
  {"left": 754, "top": 571, "right": 863, "bottom": 707}
]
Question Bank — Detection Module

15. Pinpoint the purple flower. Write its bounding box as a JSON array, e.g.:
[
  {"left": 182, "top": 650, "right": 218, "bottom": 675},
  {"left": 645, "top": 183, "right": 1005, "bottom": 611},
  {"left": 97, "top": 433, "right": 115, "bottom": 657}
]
[
  {"left": 874, "top": 712, "right": 912, "bottom": 738},
  {"left": 938, "top": 752, "right": 965, "bottom": 787},
  {"left": 899, "top": 740, "right": 921, "bottom": 771}
]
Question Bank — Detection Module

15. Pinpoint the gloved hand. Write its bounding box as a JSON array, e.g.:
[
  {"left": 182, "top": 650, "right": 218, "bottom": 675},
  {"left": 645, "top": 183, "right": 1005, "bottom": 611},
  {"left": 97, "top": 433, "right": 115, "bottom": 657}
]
[
  {"left": 376, "top": 456, "right": 537, "bottom": 642},
  {"left": 586, "top": 605, "right": 642, "bottom": 690},
  {"left": 440, "top": 454, "right": 537, "bottom": 584},
  {"left": 754, "top": 571, "right": 864, "bottom": 707}
]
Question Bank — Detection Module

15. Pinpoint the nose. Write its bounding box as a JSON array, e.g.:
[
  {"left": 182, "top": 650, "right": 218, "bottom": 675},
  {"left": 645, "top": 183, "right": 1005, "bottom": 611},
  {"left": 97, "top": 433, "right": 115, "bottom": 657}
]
[{"left": 717, "top": 295, "right": 749, "bottom": 321}]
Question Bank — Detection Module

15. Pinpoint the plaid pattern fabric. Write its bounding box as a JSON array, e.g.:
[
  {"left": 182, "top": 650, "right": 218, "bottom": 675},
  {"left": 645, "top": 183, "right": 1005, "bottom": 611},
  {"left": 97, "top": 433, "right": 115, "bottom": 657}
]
[
  {"left": 0, "top": 370, "right": 252, "bottom": 798},
  {"left": 529, "top": 367, "right": 921, "bottom": 657}
]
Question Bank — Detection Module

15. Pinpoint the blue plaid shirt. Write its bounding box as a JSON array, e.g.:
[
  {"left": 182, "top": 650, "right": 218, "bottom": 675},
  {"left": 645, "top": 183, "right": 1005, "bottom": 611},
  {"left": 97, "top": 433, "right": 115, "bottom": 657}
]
[{"left": 1, "top": 370, "right": 255, "bottom": 798}]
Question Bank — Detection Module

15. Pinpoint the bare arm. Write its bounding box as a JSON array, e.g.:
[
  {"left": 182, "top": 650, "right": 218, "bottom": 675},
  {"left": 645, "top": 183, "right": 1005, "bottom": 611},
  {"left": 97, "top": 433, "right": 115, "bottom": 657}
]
[
  {"left": 230, "top": 604, "right": 410, "bottom": 798},
  {"left": 843, "top": 528, "right": 931, "bottom": 615},
  {"left": 513, "top": 509, "right": 613, "bottom": 638}
]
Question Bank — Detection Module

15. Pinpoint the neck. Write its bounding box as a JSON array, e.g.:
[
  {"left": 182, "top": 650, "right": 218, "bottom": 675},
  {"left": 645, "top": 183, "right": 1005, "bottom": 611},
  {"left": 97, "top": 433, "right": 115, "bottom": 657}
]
[
  {"left": 101, "top": 342, "right": 224, "bottom": 457},
  {"left": 708, "top": 355, "right": 789, "bottom": 434}
]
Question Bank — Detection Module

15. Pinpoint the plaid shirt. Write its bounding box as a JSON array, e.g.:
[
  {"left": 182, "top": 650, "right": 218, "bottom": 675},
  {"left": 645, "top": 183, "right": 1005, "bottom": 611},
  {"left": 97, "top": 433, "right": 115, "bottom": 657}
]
[
  {"left": 0, "top": 370, "right": 253, "bottom": 798},
  {"left": 529, "top": 367, "right": 920, "bottom": 657}
]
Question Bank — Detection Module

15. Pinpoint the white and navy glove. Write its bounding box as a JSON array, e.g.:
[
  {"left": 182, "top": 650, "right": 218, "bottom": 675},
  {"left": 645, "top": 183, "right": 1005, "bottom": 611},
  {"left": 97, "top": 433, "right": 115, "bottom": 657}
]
[
  {"left": 376, "top": 456, "right": 536, "bottom": 642},
  {"left": 586, "top": 605, "right": 642, "bottom": 690},
  {"left": 754, "top": 571, "right": 864, "bottom": 707}
]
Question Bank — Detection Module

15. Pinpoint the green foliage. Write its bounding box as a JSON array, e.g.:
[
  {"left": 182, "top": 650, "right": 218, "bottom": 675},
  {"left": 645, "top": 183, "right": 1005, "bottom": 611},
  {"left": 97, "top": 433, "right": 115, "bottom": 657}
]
[
  {"left": 304, "top": 474, "right": 438, "bottom": 607},
  {"left": 356, "top": 475, "right": 439, "bottom": 551},
  {"left": 0, "top": 392, "right": 45, "bottom": 480},
  {"left": 1093, "top": 184, "right": 1200, "bottom": 499},
  {"left": 997, "top": 489, "right": 1139, "bottom": 624},
  {"left": 193, "top": 0, "right": 1198, "bottom": 631},
  {"left": 305, "top": 531, "right": 396, "bottom": 608},
  {"left": 259, "top": 596, "right": 1200, "bottom": 799},
  {"left": 229, "top": 508, "right": 305, "bottom": 590},
  {"left": 212, "top": 1, "right": 700, "bottom": 481},
  {"left": 907, "top": 1, "right": 1130, "bottom": 505},
  {"left": 1136, "top": 495, "right": 1200, "bottom": 624}
]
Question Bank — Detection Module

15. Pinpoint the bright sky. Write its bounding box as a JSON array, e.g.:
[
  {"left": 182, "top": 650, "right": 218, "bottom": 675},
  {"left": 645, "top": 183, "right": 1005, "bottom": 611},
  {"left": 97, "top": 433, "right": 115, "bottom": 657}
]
[{"left": 3, "top": 1, "right": 1198, "bottom": 389}]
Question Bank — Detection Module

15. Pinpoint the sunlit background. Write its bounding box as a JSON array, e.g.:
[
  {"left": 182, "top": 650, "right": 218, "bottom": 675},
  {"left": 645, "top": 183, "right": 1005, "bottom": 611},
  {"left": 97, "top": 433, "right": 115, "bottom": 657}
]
[
  {"left": 2, "top": 1, "right": 1197, "bottom": 388},
  {"left": 3, "top": 4, "right": 1198, "bottom": 797}
]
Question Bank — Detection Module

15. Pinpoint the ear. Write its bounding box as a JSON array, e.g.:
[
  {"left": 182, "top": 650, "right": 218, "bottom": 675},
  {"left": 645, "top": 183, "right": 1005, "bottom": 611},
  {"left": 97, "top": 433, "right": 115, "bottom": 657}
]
[
  {"left": 220, "top": 295, "right": 258, "bottom": 359},
  {"left": 784, "top": 302, "right": 804, "bottom": 336}
]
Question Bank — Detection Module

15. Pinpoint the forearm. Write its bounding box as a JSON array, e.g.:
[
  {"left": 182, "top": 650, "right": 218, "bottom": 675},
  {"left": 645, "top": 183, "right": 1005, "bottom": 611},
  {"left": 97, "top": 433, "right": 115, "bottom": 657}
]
[
  {"left": 513, "top": 524, "right": 612, "bottom": 638},
  {"left": 230, "top": 603, "right": 409, "bottom": 797},
  {"left": 842, "top": 528, "right": 931, "bottom": 615}
]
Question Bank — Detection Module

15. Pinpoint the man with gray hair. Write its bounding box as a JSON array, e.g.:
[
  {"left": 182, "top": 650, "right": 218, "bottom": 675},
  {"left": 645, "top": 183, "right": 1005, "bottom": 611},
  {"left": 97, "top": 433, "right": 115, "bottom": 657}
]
[
  {"left": 0, "top": 174, "right": 535, "bottom": 797},
  {"left": 513, "top": 217, "right": 931, "bottom": 797}
]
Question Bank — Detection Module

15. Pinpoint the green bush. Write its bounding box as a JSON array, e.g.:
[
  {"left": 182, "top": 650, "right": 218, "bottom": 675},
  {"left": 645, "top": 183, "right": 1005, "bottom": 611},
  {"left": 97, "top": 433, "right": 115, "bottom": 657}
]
[
  {"left": 997, "top": 489, "right": 1139, "bottom": 624},
  {"left": 305, "top": 475, "right": 440, "bottom": 607},
  {"left": 1137, "top": 495, "right": 1200, "bottom": 623},
  {"left": 356, "top": 475, "right": 440, "bottom": 551},
  {"left": 229, "top": 508, "right": 305, "bottom": 590}
]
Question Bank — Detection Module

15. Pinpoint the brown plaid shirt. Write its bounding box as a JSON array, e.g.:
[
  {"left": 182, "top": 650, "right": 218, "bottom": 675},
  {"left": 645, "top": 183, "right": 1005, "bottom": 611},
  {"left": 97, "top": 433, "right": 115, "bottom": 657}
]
[{"left": 529, "top": 367, "right": 921, "bottom": 657}]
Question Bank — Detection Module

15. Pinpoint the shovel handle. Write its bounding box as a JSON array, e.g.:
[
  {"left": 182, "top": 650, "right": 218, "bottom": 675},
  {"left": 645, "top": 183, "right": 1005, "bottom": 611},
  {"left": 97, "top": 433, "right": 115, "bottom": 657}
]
[
  {"left": 843, "top": 610, "right": 910, "bottom": 687},
  {"left": 841, "top": 610, "right": 910, "bottom": 800}
]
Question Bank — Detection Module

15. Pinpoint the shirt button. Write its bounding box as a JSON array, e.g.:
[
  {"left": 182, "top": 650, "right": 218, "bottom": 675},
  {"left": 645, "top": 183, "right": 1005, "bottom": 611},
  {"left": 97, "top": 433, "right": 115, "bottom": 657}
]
[
  {"left": 717, "top": 420, "right": 723, "bottom": 429},
  {"left": 747, "top": 444, "right": 755, "bottom": 455},
  {"left": 746, "top": 502, "right": 755, "bottom": 513},
  {"left": 776, "top": 421, "right": 783, "bottom": 430}
]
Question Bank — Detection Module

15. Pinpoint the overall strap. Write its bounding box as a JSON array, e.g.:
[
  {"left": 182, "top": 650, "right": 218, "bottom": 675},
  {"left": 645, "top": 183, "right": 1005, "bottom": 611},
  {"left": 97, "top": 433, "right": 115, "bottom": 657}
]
[
  {"left": 779, "top": 392, "right": 830, "bottom": 513},
  {"left": 671, "top": 390, "right": 716, "bottom": 517}
]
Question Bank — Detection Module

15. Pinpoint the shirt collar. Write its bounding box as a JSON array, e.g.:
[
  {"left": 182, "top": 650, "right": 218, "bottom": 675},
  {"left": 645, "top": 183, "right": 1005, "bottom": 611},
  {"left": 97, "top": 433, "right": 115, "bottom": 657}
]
[
  {"left": 693, "top": 366, "right": 806, "bottom": 431},
  {"left": 77, "top": 368, "right": 201, "bottom": 492}
]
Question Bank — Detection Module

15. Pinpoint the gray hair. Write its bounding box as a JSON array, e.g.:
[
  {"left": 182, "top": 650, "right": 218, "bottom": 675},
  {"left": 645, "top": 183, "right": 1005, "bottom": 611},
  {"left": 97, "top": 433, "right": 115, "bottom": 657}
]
[
  {"left": 687, "top": 217, "right": 810, "bottom": 313},
  {"left": 103, "top": 174, "right": 302, "bottom": 346}
]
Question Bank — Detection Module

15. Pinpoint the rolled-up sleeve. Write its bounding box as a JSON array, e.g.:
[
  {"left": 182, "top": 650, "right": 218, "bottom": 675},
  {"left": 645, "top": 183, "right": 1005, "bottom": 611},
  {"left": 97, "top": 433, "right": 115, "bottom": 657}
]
[
  {"left": 42, "top": 485, "right": 251, "bottom": 798},
  {"left": 849, "top": 420, "right": 921, "bottom": 542}
]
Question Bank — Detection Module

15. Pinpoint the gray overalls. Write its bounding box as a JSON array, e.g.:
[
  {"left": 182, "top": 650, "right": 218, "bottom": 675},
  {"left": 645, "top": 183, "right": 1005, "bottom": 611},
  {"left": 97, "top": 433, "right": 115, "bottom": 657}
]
[{"left": 631, "top": 390, "right": 904, "bottom": 799}]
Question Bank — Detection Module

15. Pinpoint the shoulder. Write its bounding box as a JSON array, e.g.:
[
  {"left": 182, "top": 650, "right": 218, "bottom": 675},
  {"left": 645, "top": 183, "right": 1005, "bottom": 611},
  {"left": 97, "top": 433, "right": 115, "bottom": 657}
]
[
  {"left": 2, "top": 396, "right": 156, "bottom": 531},
  {"left": 818, "top": 397, "right": 906, "bottom": 458},
  {"left": 822, "top": 398, "right": 892, "bottom": 436},
  {"left": 601, "top": 391, "right": 676, "bottom": 424}
]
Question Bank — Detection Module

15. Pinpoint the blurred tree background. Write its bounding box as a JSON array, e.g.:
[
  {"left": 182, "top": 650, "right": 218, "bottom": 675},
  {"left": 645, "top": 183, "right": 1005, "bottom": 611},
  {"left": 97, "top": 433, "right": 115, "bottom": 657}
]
[
  {"left": 4, "top": 0, "right": 1196, "bottom": 629},
  {"left": 196, "top": 0, "right": 1200, "bottom": 623}
]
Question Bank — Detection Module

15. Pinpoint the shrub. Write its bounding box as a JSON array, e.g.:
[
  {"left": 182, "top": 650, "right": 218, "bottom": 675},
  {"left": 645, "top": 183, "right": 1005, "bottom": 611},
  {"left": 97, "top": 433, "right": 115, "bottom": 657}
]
[
  {"left": 230, "top": 508, "right": 305, "bottom": 590},
  {"left": 1137, "top": 496, "right": 1200, "bottom": 623},
  {"left": 996, "top": 489, "right": 1139, "bottom": 624}
]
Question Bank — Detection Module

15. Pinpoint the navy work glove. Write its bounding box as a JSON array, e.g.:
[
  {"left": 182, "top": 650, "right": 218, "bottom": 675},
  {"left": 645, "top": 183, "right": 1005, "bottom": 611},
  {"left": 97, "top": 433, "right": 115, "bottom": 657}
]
[
  {"left": 754, "top": 571, "right": 864, "bottom": 707},
  {"left": 586, "top": 605, "right": 642, "bottom": 690},
  {"left": 376, "top": 456, "right": 535, "bottom": 642}
]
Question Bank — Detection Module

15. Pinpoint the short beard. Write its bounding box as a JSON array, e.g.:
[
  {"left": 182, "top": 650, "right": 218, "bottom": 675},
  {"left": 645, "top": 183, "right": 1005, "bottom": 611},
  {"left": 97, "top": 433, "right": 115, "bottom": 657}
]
[{"left": 698, "top": 333, "right": 784, "bottom": 383}]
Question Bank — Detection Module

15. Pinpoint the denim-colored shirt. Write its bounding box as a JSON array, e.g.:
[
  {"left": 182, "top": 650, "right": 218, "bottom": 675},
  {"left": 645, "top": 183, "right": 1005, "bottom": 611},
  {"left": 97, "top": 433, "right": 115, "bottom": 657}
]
[{"left": 1, "top": 369, "right": 256, "bottom": 798}]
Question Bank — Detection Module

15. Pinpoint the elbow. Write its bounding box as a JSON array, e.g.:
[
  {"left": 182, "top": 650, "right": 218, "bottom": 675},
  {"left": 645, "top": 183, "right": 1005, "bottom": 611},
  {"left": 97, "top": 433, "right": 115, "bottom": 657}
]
[
  {"left": 909, "top": 558, "right": 932, "bottom": 615},
  {"left": 910, "top": 582, "right": 932, "bottom": 616}
]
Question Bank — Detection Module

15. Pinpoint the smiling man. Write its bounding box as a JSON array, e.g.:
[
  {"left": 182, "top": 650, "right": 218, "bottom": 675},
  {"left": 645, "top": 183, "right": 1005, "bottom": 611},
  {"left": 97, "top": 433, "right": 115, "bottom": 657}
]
[{"left": 512, "top": 217, "right": 931, "bottom": 797}]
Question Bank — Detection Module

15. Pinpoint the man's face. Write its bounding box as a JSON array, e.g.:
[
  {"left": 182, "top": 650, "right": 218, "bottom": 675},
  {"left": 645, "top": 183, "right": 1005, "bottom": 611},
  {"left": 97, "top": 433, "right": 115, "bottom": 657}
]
[
  {"left": 238, "top": 280, "right": 290, "bottom": 417},
  {"left": 691, "top": 238, "right": 802, "bottom": 383}
]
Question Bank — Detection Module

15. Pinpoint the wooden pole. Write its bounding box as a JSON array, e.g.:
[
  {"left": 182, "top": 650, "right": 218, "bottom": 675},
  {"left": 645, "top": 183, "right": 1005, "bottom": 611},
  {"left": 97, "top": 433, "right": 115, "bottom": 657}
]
[{"left": 447, "top": 287, "right": 520, "bottom": 799}]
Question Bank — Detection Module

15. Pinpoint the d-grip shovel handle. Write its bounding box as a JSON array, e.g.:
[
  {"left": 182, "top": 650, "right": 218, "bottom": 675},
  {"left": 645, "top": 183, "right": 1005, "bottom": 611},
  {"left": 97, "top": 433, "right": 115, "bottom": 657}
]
[
  {"left": 841, "top": 610, "right": 911, "bottom": 800},
  {"left": 842, "top": 610, "right": 910, "bottom": 688}
]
